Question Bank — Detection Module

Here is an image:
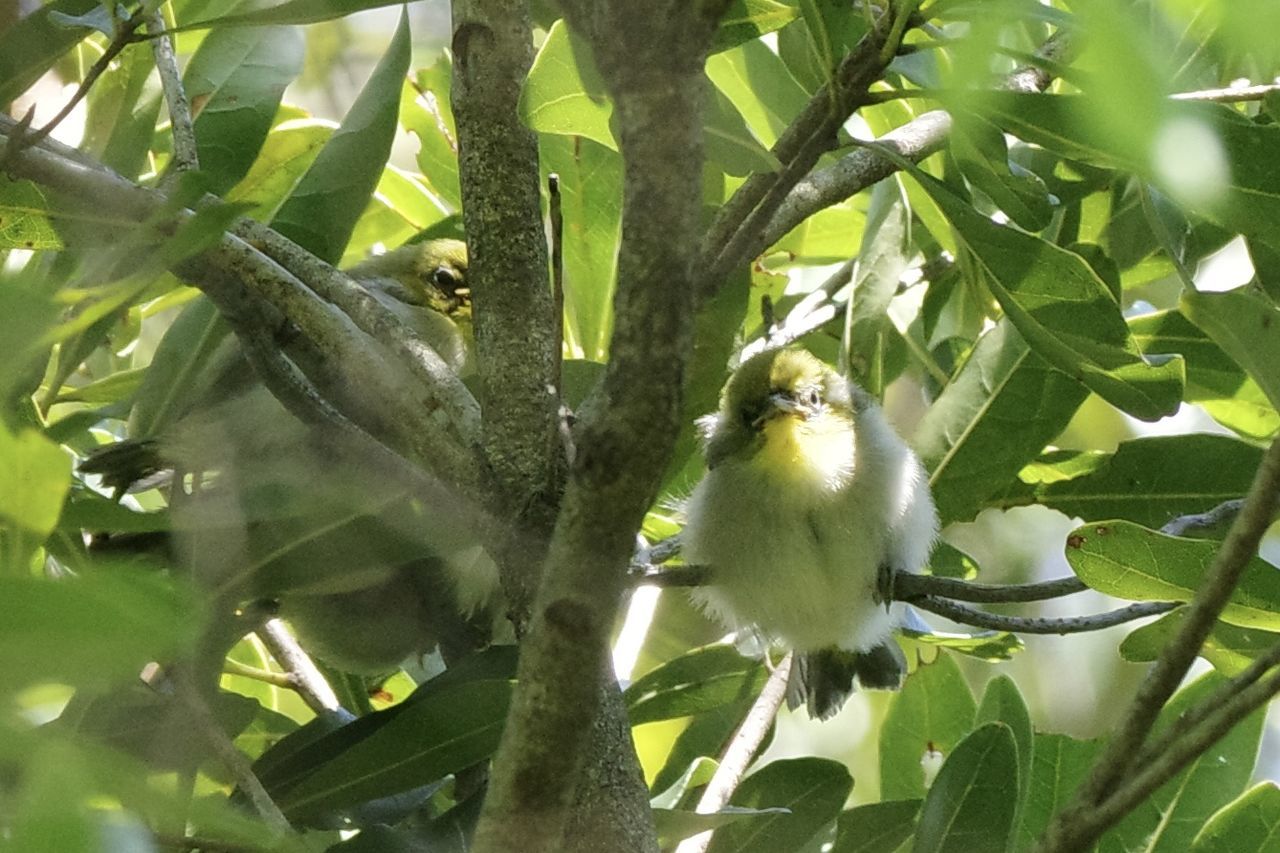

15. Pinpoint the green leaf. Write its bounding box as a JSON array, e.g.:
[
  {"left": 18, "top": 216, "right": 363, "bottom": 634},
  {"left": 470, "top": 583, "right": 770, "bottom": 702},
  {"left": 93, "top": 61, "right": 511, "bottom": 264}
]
[
  {"left": 706, "top": 36, "right": 809, "bottom": 148},
  {"left": 1066, "top": 520, "right": 1280, "bottom": 631},
  {"left": 914, "top": 319, "right": 1088, "bottom": 525},
  {"left": 994, "top": 434, "right": 1264, "bottom": 528},
  {"left": 0, "top": 176, "right": 63, "bottom": 250},
  {"left": 520, "top": 19, "right": 616, "bottom": 151},
  {"left": 1017, "top": 733, "right": 1102, "bottom": 850},
  {"left": 403, "top": 60, "right": 461, "bottom": 211},
  {"left": 796, "top": 0, "right": 868, "bottom": 85},
  {"left": 654, "top": 806, "right": 792, "bottom": 847},
  {"left": 902, "top": 627, "right": 1024, "bottom": 662},
  {"left": 880, "top": 652, "right": 977, "bottom": 801},
  {"left": 706, "top": 758, "right": 852, "bottom": 853},
  {"left": 899, "top": 160, "right": 1184, "bottom": 421},
  {"left": 1181, "top": 287, "right": 1280, "bottom": 414},
  {"left": 0, "top": 571, "right": 198, "bottom": 692},
  {"left": 0, "top": 0, "right": 97, "bottom": 103},
  {"left": 275, "top": 677, "right": 514, "bottom": 821},
  {"left": 704, "top": 82, "right": 782, "bottom": 177},
  {"left": 181, "top": 0, "right": 405, "bottom": 30},
  {"left": 831, "top": 799, "right": 922, "bottom": 853},
  {"left": 1101, "top": 674, "right": 1265, "bottom": 853},
  {"left": 225, "top": 119, "right": 331, "bottom": 221},
  {"left": 712, "top": 0, "right": 800, "bottom": 54},
  {"left": 975, "top": 676, "right": 1032, "bottom": 832},
  {"left": 912, "top": 723, "right": 1019, "bottom": 853},
  {"left": 0, "top": 423, "right": 71, "bottom": 540},
  {"left": 951, "top": 117, "right": 1054, "bottom": 232},
  {"left": 844, "top": 180, "right": 910, "bottom": 395},
  {"left": 54, "top": 368, "right": 146, "bottom": 405},
  {"left": 1192, "top": 783, "right": 1280, "bottom": 853},
  {"left": 1129, "top": 309, "right": 1279, "bottom": 440},
  {"left": 1119, "top": 609, "right": 1278, "bottom": 677},
  {"left": 57, "top": 490, "right": 169, "bottom": 535},
  {"left": 127, "top": 296, "right": 232, "bottom": 438},
  {"left": 184, "top": 18, "right": 305, "bottom": 195},
  {"left": 624, "top": 644, "right": 767, "bottom": 725},
  {"left": 269, "top": 8, "right": 411, "bottom": 263},
  {"left": 981, "top": 94, "right": 1280, "bottom": 252},
  {"left": 541, "top": 134, "right": 622, "bottom": 359}
]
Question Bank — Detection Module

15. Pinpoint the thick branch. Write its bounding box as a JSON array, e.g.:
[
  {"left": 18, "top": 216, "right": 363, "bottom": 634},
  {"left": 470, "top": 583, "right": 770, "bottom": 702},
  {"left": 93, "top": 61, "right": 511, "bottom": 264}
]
[
  {"left": 452, "top": 0, "right": 564, "bottom": 624},
  {"left": 1037, "top": 434, "right": 1280, "bottom": 853},
  {"left": 470, "top": 4, "right": 729, "bottom": 851},
  {"left": 0, "top": 123, "right": 484, "bottom": 497}
]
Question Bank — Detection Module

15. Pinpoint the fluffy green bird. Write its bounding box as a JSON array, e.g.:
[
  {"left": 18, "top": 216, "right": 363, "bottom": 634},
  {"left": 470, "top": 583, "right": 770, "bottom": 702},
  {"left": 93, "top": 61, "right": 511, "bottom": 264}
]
[
  {"left": 681, "top": 348, "right": 938, "bottom": 719},
  {"left": 82, "top": 238, "right": 495, "bottom": 673}
]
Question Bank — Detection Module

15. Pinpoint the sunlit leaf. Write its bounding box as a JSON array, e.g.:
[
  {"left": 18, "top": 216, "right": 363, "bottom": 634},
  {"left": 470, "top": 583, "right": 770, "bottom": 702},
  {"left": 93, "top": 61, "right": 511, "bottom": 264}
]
[{"left": 1066, "top": 520, "right": 1280, "bottom": 630}]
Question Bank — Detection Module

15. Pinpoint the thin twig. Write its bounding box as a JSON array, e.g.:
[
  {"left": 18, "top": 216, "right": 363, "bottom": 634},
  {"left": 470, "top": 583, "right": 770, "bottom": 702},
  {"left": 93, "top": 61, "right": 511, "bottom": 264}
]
[
  {"left": 1037, "top": 435, "right": 1280, "bottom": 853},
  {"left": 256, "top": 618, "right": 341, "bottom": 714},
  {"left": 1062, "top": 654, "right": 1280, "bottom": 848},
  {"left": 674, "top": 652, "right": 794, "bottom": 853},
  {"left": 911, "top": 596, "right": 1178, "bottom": 635},
  {"left": 146, "top": 7, "right": 199, "bottom": 176},
  {"left": 549, "top": 172, "right": 565, "bottom": 394},
  {"left": 1160, "top": 499, "right": 1245, "bottom": 537},
  {"left": 1171, "top": 82, "right": 1280, "bottom": 102},
  {"left": 4, "top": 11, "right": 147, "bottom": 158},
  {"left": 894, "top": 573, "right": 1087, "bottom": 603},
  {"left": 173, "top": 670, "right": 291, "bottom": 833}
]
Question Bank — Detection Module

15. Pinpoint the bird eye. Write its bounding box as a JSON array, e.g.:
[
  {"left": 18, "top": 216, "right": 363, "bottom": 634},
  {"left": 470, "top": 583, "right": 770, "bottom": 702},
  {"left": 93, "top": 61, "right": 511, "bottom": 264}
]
[
  {"left": 806, "top": 389, "right": 821, "bottom": 407},
  {"left": 433, "top": 267, "right": 460, "bottom": 294}
]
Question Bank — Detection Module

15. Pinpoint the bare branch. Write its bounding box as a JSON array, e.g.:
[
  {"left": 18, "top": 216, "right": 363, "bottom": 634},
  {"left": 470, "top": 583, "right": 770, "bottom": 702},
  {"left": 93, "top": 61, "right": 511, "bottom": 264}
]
[
  {"left": 674, "top": 653, "right": 794, "bottom": 853},
  {"left": 1160, "top": 499, "right": 1245, "bottom": 537},
  {"left": 895, "top": 573, "right": 1087, "bottom": 603},
  {"left": 146, "top": 8, "right": 199, "bottom": 176},
  {"left": 911, "top": 596, "right": 1178, "bottom": 635},
  {"left": 256, "top": 619, "right": 341, "bottom": 715},
  {"left": 1171, "top": 82, "right": 1280, "bottom": 102}
]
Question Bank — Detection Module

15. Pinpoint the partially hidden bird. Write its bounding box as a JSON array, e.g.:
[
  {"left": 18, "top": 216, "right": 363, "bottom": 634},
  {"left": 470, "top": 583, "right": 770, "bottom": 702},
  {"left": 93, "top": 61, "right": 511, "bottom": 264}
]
[
  {"left": 681, "top": 347, "right": 938, "bottom": 719},
  {"left": 80, "top": 238, "right": 497, "bottom": 673}
]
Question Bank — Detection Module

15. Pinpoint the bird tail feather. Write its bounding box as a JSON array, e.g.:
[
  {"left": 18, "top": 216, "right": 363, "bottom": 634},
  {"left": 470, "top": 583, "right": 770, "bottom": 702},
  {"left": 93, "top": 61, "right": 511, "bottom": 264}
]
[{"left": 787, "top": 642, "right": 907, "bottom": 720}]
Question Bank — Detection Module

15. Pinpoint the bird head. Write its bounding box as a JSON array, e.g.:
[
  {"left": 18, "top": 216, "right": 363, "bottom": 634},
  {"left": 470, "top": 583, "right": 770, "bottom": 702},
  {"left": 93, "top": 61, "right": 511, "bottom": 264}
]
[
  {"left": 348, "top": 238, "right": 471, "bottom": 319},
  {"left": 704, "top": 348, "right": 856, "bottom": 477}
]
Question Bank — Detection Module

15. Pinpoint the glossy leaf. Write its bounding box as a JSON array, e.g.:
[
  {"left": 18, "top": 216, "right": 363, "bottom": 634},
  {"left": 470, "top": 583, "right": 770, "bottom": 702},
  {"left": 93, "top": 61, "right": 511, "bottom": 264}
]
[
  {"left": 520, "top": 20, "right": 616, "bottom": 151},
  {"left": 1119, "top": 608, "right": 1280, "bottom": 677},
  {"left": 1129, "top": 309, "right": 1279, "bottom": 439},
  {"left": 705, "top": 757, "right": 852, "bottom": 853},
  {"left": 1192, "top": 783, "right": 1280, "bottom": 853},
  {"left": 1066, "top": 521, "right": 1280, "bottom": 630},
  {"left": 901, "top": 161, "right": 1184, "bottom": 421},
  {"left": 831, "top": 799, "right": 922, "bottom": 853},
  {"left": 711, "top": 0, "right": 800, "bottom": 54},
  {"left": 270, "top": 9, "right": 410, "bottom": 263},
  {"left": 184, "top": 20, "right": 304, "bottom": 195},
  {"left": 993, "top": 434, "right": 1264, "bottom": 528},
  {"left": 912, "top": 723, "right": 1018, "bottom": 853},
  {"left": 880, "top": 652, "right": 977, "bottom": 801},
  {"left": 975, "top": 675, "right": 1032, "bottom": 835},
  {"left": 403, "top": 61, "right": 462, "bottom": 211},
  {"left": 1017, "top": 733, "right": 1102, "bottom": 850},
  {"left": 987, "top": 94, "right": 1280, "bottom": 251},
  {"left": 914, "top": 320, "right": 1088, "bottom": 525},
  {"left": 1181, "top": 287, "right": 1280, "bottom": 413},
  {"left": 625, "top": 644, "right": 767, "bottom": 725},
  {"left": 654, "top": 805, "right": 792, "bottom": 847},
  {"left": 1100, "top": 674, "right": 1264, "bottom": 853},
  {"left": 0, "top": 176, "right": 63, "bottom": 250}
]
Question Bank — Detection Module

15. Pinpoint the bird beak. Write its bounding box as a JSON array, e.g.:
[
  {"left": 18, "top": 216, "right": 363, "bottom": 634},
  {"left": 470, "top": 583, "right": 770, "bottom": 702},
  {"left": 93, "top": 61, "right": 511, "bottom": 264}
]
[{"left": 750, "top": 392, "right": 802, "bottom": 429}]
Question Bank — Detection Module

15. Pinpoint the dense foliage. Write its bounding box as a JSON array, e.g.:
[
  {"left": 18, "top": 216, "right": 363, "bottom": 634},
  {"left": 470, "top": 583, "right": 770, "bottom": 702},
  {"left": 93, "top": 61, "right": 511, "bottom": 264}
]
[{"left": 2, "top": 0, "right": 1279, "bottom": 851}]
